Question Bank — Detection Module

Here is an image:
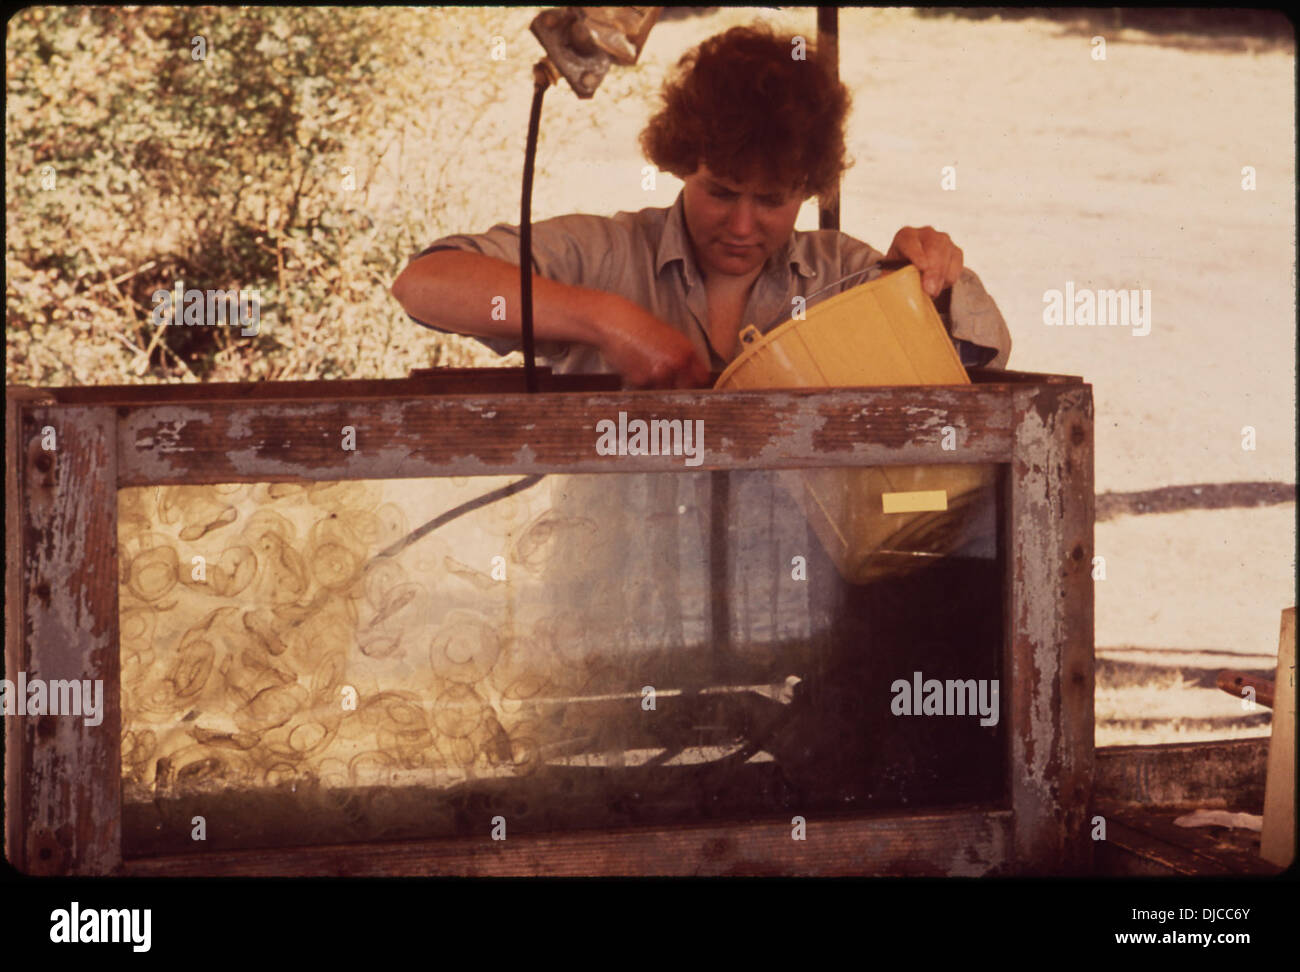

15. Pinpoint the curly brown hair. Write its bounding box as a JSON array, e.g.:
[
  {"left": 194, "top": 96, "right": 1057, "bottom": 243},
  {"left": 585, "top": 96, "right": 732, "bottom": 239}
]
[{"left": 640, "top": 24, "right": 852, "bottom": 201}]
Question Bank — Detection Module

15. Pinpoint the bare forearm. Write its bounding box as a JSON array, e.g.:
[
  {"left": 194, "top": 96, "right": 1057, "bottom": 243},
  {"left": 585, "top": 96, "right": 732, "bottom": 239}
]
[{"left": 392, "top": 249, "right": 611, "bottom": 348}]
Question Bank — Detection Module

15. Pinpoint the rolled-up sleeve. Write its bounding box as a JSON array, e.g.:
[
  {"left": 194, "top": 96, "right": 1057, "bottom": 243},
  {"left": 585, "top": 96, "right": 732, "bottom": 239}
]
[
  {"left": 947, "top": 269, "right": 1012, "bottom": 370},
  {"left": 409, "top": 214, "right": 623, "bottom": 361}
]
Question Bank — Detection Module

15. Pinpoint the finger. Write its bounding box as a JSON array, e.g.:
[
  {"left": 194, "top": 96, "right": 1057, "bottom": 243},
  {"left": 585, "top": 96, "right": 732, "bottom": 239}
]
[
  {"left": 678, "top": 360, "right": 709, "bottom": 389},
  {"left": 625, "top": 368, "right": 656, "bottom": 391},
  {"left": 889, "top": 227, "right": 923, "bottom": 265},
  {"left": 914, "top": 228, "right": 948, "bottom": 297},
  {"left": 942, "top": 245, "right": 964, "bottom": 291},
  {"left": 693, "top": 357, "right": 712, "bottom": 387},
  {"left": 896, "top": 231, "right": 945, "bottom": 296}
]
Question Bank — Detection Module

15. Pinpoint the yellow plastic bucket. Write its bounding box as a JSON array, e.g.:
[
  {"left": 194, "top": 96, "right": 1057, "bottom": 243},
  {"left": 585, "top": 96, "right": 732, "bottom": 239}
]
[{"left": 714, "top": 264, "right": 996, "bottom": 584}]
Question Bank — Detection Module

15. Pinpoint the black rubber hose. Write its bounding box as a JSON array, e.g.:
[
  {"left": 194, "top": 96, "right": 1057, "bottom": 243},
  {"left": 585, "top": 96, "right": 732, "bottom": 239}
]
[
  {"left": 520, "top": 69, "right": 549, "bottom": 395},
  {"left": 378, "top": 74, "right": 552, "bottom": 566},
  {"left": 371, "top": 474, "right": 547, "bottom": 563}
]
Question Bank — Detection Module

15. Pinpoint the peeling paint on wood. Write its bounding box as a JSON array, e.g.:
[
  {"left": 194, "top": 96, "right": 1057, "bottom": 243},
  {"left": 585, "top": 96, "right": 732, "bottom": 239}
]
[
  {"left": 9, "top": 403, "right": 122, "bottom": 875},
  {"left": 6, "top": 372, "right": 1092, "bottom": 876},
  {"left": 1008, "top": 384, "right": 1095, "bottom": 874},
  {"left": 112, "top": 387, "right": 1014, "bottom": 487}
]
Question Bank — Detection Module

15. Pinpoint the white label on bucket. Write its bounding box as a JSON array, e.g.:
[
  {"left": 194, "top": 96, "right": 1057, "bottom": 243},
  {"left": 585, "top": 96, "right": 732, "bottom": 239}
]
[{"left": 882, "top": 490, "right": 948, "bottom": 514}]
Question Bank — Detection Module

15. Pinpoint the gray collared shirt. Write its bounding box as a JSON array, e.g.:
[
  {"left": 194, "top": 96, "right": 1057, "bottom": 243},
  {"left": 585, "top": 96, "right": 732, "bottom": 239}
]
[{"left": 412, "top": 191, "right": 1011, "bottom": 373}]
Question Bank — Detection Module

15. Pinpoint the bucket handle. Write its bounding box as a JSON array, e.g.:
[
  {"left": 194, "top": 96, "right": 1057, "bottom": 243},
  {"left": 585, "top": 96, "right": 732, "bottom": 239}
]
[{"left": 755, "top": 259, "right": 919, "bottom": 333}]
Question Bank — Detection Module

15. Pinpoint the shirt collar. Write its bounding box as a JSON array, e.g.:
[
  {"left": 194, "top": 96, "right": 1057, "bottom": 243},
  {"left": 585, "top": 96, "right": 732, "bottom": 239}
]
[
  {"left": 656, "top": 190, "right": 820, "bottom": 288},
  {"left": 654, "top": 191, "right": 697, "bottom": 284},
  {"left": 770, "top": 234, "right": 820, "bottom": 282}
]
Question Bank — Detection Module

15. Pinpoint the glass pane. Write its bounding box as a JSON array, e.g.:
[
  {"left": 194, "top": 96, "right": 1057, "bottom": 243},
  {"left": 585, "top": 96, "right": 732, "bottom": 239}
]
[{"left": 119, "top": 466, "right": 1005, "bottom": 855}]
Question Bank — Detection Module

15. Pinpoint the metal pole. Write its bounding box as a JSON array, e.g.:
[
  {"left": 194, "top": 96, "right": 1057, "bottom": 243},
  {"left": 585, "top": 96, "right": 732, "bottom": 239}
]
[{"left": 817, "top": 6, "right": 840, "bottom": 232}]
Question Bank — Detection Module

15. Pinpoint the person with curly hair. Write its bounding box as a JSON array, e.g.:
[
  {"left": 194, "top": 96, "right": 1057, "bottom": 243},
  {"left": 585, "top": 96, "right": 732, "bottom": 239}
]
[
  {"left": 395, "top": 22, "right": 1010, "bottom": 385},
  {"left": 391, "top": 27, "right": 1008, "bottom": 796}
]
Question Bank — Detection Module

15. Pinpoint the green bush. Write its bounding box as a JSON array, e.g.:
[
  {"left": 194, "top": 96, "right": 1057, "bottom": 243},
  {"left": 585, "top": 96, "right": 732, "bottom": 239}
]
[{"left": 6, "top": 5, "right": 524, "bottom": 385}]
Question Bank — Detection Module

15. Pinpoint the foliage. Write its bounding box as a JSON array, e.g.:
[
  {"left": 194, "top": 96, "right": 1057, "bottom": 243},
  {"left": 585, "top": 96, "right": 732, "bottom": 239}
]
[{"left": 6, "top": 5, "right": 528, "bottom": 385}]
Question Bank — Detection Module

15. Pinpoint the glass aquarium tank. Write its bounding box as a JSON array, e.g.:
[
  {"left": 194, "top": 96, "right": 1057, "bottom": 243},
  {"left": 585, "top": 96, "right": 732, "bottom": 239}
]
[{"left": 118, "top": 464, "right": 1006, "bottom": 855}]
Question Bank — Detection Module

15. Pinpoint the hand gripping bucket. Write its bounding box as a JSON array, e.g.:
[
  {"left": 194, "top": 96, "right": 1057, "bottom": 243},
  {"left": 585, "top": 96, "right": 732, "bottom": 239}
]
[{"left": 714, "top": 264, "right": 996, "bottom": 584}]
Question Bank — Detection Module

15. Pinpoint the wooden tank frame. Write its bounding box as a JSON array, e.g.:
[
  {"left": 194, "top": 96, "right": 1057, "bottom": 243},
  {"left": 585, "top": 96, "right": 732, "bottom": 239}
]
[{"left": 4, "top": 366, "right": 1094, "bottom": 876}]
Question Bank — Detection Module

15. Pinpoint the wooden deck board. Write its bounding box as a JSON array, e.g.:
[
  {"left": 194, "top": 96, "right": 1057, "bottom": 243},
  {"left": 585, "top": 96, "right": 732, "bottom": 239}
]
[{"left": 1095, "top": 801, "right": 1281, "bottom": 876}]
